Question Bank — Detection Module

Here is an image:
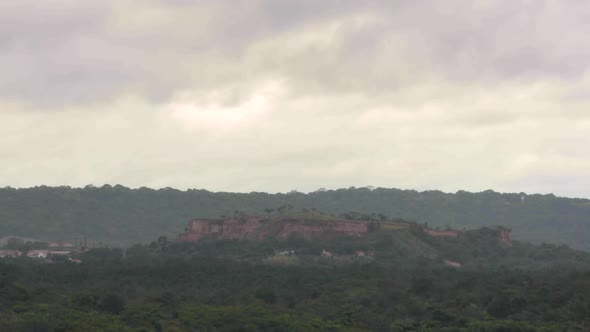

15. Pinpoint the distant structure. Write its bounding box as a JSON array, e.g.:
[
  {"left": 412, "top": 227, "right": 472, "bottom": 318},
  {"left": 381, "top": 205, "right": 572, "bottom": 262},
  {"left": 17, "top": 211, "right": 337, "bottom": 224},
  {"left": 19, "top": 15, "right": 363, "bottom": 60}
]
[
  {"left": 27, "top": 250, "right": 48, "bottom": 259},
  {"left": 0, "top": 250, "right": 21, "bottom": 258},
  {"left": 49, "top": 242, "right": 74, "bottom": 249}
]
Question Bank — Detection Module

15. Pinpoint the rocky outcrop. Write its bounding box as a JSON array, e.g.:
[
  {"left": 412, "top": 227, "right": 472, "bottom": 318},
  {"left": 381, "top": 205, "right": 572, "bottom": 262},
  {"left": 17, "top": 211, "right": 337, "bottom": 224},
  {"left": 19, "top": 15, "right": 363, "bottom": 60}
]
[
  {"left": 178, "top": 216, "right": 514, "bottom": 253},
  {"left": 178, "top": 218, "right": 262, "bottom": 241},
  {"left": 178, "top": 216, "right": 369, "bottom": 242},
  {"left": 498, "top": 228, "right": 512, "bottom": 246}
]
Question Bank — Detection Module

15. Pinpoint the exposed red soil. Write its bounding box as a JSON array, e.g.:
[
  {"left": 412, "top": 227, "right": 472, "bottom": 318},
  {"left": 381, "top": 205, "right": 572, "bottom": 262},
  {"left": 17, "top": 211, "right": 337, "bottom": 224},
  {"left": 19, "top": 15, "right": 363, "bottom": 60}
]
[{"left": 178, "top": 217, "right": 369, "bottom": 241}]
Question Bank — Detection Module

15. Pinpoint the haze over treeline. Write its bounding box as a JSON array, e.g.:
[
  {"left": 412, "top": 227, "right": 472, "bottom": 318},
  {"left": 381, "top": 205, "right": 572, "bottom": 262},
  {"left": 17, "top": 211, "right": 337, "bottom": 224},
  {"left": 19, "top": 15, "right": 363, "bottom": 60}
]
[
  {"left": 2, "top": 212, "right": 590, "bottom": 331},
  {"left": 2, "top": 1, "right": 590, "bottom": 199},
  {"left": 1, "top": 185, "right": 588, "bottom": 250}
]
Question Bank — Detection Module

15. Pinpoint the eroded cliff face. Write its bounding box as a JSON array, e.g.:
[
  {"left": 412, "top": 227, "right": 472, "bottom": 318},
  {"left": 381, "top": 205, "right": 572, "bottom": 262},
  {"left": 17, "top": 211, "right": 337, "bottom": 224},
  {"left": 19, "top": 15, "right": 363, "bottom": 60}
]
[
  {"left": 178, "top": 217, "right": 513, "bottom": 249},
  {"left": 178, "top": 218, "right": 262, "bottom": 241},
  {"left": 498, "top": 228, "right": 512, "bottom": 246},
  {"left": 178, "top": 217, "right": 369, "bottom": 241}
]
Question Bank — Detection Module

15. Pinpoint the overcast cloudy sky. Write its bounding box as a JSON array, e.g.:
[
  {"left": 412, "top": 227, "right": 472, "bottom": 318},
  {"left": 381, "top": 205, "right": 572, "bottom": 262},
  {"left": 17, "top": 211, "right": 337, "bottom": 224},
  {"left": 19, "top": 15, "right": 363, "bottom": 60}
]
[{"left": 1, "top": 0, "right": 589, "bottom": 197}]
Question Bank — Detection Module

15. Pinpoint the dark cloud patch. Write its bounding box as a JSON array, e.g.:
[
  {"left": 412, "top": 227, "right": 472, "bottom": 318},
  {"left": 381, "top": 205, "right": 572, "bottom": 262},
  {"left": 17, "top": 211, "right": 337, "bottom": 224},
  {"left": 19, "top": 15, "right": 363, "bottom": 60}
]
[
  {"left": 411, "top": 1, "right": 590, "bottom": 81},
  {"left": 0, "top": 1, "right": 107, "bottom": 49},
  {"left": 1, "top": 0, "right": 589, "bottom": 107},
  {"left": 0, "top": 42, "right": 146, "bottom": 107}
]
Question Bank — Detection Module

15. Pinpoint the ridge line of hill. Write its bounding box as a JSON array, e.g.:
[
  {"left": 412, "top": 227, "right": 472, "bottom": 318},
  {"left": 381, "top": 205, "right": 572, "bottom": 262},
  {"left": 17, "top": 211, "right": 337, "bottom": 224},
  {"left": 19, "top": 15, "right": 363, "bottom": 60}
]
[{"left": 0, "top": 186, "right": 589, "bottom": 250}]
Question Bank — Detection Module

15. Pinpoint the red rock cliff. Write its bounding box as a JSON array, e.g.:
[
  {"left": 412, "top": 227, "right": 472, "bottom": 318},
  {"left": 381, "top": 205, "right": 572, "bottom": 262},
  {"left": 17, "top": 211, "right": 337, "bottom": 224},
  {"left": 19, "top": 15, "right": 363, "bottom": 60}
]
[
  {"left": 498, "top": 228, "right": 512, "bottom": 246},
  {"left": 179, "top": 218, "right": 262, "bottom": 241},
  {"left": 178, "top": 217, "right": 369, "bottom": 241}
]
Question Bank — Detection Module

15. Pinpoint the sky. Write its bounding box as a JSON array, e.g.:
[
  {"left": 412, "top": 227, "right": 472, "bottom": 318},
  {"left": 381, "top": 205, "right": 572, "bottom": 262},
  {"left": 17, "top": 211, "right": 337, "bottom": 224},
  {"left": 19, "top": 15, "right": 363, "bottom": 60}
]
[{"left": 1, "top": 0, "right": 590, "bottom": 197}]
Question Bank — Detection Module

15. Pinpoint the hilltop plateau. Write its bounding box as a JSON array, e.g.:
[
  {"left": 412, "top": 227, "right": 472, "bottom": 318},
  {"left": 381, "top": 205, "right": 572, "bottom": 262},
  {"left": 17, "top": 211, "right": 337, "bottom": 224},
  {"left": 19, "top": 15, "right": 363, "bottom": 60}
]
[{"left": 1, "top": 186, "right": 589, "bottom": 250}]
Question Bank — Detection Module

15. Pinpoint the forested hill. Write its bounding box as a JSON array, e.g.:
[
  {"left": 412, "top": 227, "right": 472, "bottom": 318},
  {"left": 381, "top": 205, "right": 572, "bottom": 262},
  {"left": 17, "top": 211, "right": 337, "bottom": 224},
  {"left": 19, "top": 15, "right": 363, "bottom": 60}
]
[{"left": 1, "top": 185, "right": 589, "bottom": 249}]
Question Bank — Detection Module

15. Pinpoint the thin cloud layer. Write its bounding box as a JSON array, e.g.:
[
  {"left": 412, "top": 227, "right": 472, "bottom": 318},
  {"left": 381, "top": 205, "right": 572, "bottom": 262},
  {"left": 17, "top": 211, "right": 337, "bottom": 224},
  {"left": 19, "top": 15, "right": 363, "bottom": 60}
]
[{"left": 1, "top": 0, "right": 589, "bottom": 197}]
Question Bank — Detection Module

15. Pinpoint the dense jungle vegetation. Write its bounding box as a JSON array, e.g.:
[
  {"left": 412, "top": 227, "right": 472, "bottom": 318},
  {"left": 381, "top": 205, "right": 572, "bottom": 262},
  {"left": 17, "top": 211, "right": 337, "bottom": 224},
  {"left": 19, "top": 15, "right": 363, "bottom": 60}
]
[
  {"left": 1, "top": 227, "right": 590, "bottom": 331},
  {"left": 1, "top": 185, "right": 590, "bottom": 249}
]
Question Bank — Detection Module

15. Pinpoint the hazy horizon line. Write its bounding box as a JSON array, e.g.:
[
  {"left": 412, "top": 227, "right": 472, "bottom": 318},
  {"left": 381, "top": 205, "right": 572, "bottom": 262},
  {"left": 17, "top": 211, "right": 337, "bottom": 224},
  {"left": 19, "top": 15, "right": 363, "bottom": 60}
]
[{"left": 2, "top": 184, "right": 587, "bottom": 200}]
